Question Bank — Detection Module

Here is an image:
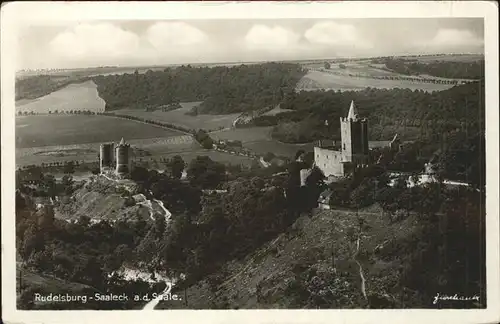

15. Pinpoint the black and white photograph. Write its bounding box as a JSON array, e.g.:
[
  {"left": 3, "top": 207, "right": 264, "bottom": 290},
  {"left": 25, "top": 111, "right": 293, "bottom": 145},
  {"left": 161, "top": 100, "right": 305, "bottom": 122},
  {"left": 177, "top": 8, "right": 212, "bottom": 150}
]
[{"left": 1, "top": 1, "right": 499, "bottom": 324}]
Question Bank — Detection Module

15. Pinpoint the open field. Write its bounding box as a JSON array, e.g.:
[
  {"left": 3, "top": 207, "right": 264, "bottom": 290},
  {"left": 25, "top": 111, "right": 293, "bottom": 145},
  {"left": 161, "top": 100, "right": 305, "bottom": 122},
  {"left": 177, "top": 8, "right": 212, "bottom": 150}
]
[
  {"left": 405, "top": 53, "right": 484, "bottom": 63},
  {"left": 117, "top": 102, "right": 241, "bottom": 131},
  {"left": 297, "top": 70, "right": 455, "bottom": 92},
  {"left": 262, "top": 105, "right": 295, "bottom": 116},
  {"left": 16, "top": 115, "right": 185, "bottom": 148},
  {"left": 246, "top": 140, "right": 314, "bottom": 158},
  {"left": 211, "top": 126, "right": 273, "bottom": 143},
  {"left": 211, "top": 126, "right": 313, "bottom": 158},
  {"left": 16, "top": 81, "right": 105, "bottom": 114}
]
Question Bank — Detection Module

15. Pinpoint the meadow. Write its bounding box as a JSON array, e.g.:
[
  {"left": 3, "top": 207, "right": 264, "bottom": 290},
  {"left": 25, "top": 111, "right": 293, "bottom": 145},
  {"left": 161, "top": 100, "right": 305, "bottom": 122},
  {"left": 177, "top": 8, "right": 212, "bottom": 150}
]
[
  {"left": 16, "top": 81, "right": 105, "bottom": 114},
  {"left": 117, "top": 102, "right": 242, "bottom": 132},
  {"left": 296, "top": 70, "right": 455, "bottom": 92},
  {"left": 15, "top": 114, "right": 184, "bottom": 148},
  {"left": 262, "top": 105, "right": 295, "bottom": 116},
  {"left": 210, "top": 126, "right": 314, "bottom": 158},
  {"left": 211, "top": 126, "right": 273, "bottom": 143}
]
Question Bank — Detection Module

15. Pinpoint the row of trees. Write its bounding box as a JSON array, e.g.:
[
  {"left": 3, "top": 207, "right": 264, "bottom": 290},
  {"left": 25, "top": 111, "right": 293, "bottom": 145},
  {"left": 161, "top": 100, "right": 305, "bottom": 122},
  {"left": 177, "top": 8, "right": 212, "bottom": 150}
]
[
  {"left": 93, "top": 63, "right": 306, "bottom": 114},
  {"left": 16, "top": 109, "right": 98, "bottom": 116},
  {"left": 98, "top": 111, "right": 193, "bottom": 134}
]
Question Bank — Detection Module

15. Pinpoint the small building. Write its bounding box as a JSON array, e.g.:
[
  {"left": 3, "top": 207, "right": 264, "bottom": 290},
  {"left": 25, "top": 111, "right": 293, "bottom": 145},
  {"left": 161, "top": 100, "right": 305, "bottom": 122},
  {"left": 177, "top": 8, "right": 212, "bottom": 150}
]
[{"left": 318, "top": 189, "right": 333, "bottom": 210}]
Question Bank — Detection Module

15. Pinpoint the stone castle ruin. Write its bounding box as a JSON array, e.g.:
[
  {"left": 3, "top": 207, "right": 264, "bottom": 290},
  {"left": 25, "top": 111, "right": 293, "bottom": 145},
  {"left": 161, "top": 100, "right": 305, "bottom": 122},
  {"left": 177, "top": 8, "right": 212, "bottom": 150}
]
[{"left": 99, "top": 138, "right": 131, "bottom": 178}]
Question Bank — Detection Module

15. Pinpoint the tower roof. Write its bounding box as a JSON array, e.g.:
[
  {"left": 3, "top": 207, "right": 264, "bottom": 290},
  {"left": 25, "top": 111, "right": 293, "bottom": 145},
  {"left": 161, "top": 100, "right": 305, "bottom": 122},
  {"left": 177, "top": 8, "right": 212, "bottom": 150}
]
[
  {"left": 347, "top": 100, "right": 358, "bottom": 121},
  {"left": 119, "top": 137, "right": 125, "bottom": 145}
]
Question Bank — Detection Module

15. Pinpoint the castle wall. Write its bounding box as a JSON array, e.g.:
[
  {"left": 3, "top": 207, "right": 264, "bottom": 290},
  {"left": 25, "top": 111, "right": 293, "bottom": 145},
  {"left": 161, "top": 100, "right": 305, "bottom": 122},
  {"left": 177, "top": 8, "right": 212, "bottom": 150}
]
[{"left": 314, "top": 147, "right": 344, "bottom": 177}]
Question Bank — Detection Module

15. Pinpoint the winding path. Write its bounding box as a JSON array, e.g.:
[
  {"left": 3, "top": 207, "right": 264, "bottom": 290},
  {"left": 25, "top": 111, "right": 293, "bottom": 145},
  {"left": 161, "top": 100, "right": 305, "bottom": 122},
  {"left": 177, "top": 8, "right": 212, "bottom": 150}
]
[
  {"left": 142, "top": 282, "right": 174, "bottom": 310},
  {"left": 353, "top": 234, "right": 367, "bottom": 301}
]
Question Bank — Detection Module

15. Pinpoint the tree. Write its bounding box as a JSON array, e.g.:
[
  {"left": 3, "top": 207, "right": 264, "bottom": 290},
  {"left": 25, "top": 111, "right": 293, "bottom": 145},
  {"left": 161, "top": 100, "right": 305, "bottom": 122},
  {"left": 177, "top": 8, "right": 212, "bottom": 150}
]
[
  {"left": 324, "top": 62, "right": 331, "bottom": 69},
  {"left": 42, "top": 174, "right": 57, "bottom": 198},
  {"left": 350, "top": 179, "right": 376, "bottom": 209},
  {"left": 61, "top": 175, "right": 74, "bottom": 195},
  {"left": 263, "top": 152, "right": 276, "bottom": 163},
  {"left": 328, "top": 181, "right": 351, "bottom": 207},
  {"left": 21, "top": 223, "right": 41, "bottom": 258},
  {"left": 303, "top": 167, "right": 325, "bottom": 211},
  {"left": 63, "top": 161, "right": 75, "bottom": 175},
  {"left": 78, "top": 215, "right": 91, "bottom": 227},
  {"left": 294, "top": 150, "right": 305, "bottom": 161},
  {"left": 130, "top": 166, "right": 150, "bottom": 183},
  {"left": 187, "top": 156, "right": 226, "bottom": 189},
  {"left": 168, "top": 155, "right": 185, "bottom": 180}
]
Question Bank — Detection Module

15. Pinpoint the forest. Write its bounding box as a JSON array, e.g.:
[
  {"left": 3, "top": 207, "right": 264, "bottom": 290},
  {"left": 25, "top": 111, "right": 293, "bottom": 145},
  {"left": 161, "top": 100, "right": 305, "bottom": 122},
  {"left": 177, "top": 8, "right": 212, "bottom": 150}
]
[
  {"left": 375, "top": 57, "right": 484, "bottom": 79},
  {"left": 16, "top": 135, "right": 486, "bottom": 308},
  {"left": 92, "top": 63, "right": 306, "bottom": 113},
  {"left": 263, "top": 80, "right": 484, "bottom": 144}
]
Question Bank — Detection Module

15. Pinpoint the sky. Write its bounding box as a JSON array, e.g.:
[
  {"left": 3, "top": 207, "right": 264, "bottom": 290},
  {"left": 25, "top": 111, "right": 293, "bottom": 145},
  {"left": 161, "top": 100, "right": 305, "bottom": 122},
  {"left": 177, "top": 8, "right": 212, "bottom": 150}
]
[{"left": 16, "top": 18, "right": 484, "bottom": 70}]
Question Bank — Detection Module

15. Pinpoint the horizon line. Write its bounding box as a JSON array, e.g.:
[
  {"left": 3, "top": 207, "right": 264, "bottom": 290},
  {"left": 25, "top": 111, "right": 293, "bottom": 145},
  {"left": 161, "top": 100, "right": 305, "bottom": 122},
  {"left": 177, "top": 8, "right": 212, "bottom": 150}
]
[{"left": 16, "top": 52, "right": 485, "bottom": 73}]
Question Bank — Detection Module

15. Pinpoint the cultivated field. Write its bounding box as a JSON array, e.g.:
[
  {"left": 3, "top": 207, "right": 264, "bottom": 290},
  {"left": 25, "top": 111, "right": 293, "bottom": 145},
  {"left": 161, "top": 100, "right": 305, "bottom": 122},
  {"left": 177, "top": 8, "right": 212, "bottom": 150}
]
[
  {"left": 405, "top": 53, "right": 484, "bottom": 63},
  {"left": 16, "top": 81, "right": 105, "bottom": 114},
  {"left": 117, "top": 102, "right": 241, "bottom": 132},
  {"left": 16, "top": 115, "right": 185, "bottom": 148},
  {"left": 296, "top": 70, "right": 455, "bottom": 92}
]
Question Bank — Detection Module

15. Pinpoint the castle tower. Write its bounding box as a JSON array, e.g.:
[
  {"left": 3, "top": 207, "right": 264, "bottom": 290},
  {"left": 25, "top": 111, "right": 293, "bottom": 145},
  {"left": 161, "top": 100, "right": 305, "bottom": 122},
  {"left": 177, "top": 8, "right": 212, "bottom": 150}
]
[
  {"left": 340, "top": 100, "right": 369, "bottom": 165},
  {"left": 115, "top": 138, "right": 131, "bottom": 178},
  {"left": 99, "top": 143, "right": 115, "bottom": 173}
]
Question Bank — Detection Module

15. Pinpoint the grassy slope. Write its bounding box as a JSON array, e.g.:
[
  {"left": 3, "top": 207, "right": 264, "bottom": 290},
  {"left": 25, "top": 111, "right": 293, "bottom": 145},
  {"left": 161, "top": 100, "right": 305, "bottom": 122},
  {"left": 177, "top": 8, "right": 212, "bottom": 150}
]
[
  {"left": 117, "top": 102, "right": 241, "bottom": 131},
  {"left": 158, "top": 206, "right": 424, "bottom": 309}
]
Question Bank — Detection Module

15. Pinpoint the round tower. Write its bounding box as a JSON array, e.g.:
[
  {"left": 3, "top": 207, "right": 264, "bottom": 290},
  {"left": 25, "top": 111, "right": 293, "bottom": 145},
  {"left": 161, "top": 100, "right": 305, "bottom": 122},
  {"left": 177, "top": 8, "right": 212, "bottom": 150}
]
[
  {"left": 99, "top": 143, "right": 115, "bottom": 173},
  {"left": 115, "top": 138, "right": 131, "bottom": 178}
]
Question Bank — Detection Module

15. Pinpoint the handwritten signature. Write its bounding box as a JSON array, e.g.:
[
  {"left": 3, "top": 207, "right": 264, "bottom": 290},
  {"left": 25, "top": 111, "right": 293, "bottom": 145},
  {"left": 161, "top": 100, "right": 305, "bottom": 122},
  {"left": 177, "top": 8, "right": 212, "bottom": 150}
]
[{"left": 433, "top": 292, "right": 480, "bottom": 304}]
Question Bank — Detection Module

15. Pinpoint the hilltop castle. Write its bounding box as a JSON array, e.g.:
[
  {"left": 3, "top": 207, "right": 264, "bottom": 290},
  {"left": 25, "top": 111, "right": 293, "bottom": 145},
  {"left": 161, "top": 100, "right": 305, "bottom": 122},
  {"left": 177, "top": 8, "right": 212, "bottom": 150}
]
[
  {"left": 313, "top": 100, "right": 369, "bottom": 178},
  {"left": 99, "top": 138, "right": 132, "bottom": 178}
]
